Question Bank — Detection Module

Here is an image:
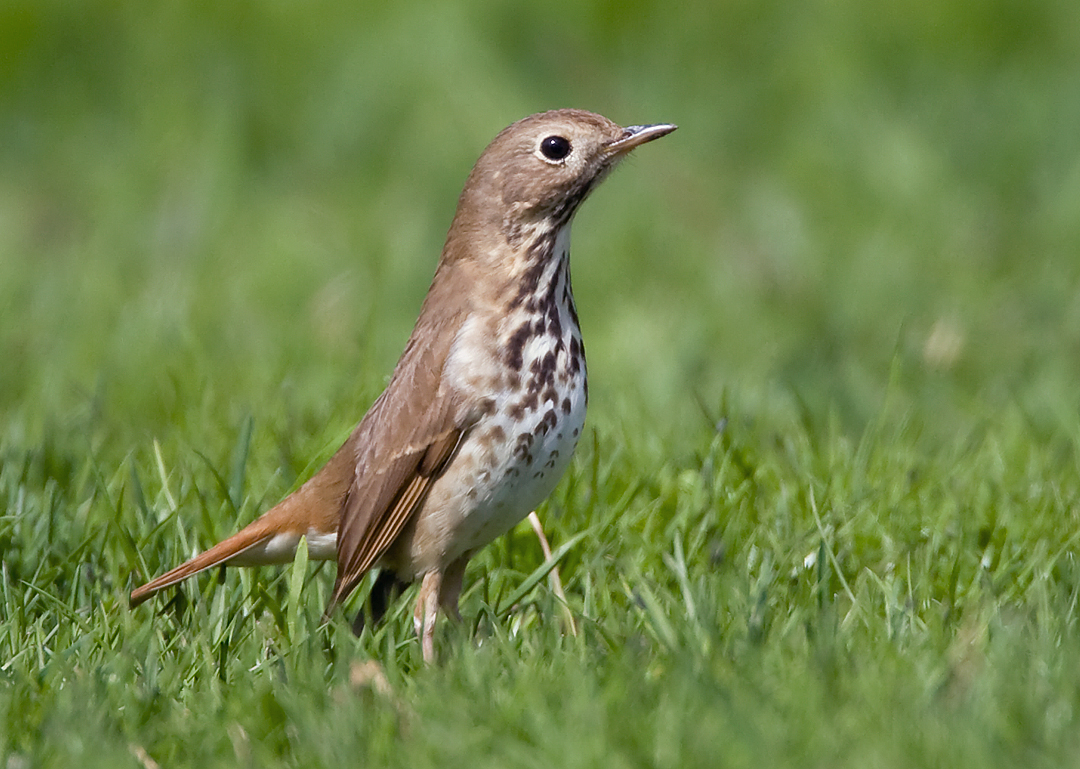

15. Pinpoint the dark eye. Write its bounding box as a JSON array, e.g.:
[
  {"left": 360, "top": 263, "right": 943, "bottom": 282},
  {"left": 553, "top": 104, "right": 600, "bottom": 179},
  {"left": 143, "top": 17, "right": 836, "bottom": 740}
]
[{"left": 540, "top": 135, "right": 571, "bottom": 161}]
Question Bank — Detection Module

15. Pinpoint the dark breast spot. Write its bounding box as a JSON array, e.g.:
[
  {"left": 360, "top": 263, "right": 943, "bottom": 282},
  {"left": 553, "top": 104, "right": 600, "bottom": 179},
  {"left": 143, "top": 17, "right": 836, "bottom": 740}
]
[
  {"left": 539, "top": 351, "right": 556, "bottom": 380},
  {"left": 544, "top": 296, "right": 562, "bottom": 338},
  {"left": 566, "top": 293, "right": 580, "bottom": 327},
  {"left": 505, "top": 323, "right": 530, "bottom": 372},
  {"left": 520, "top": 388, "right": 539, "bottom": 413},
  {"left": 510, "top": 233, "right": 555, "bottom": 308},
  {"left": 527, "top": 229, "right": 555, "bottom": 259},
  {"left": 536, "top": 409, "right": 557, "bottom": 436},
  {"left": 512, "top": 431, "right": 534, "bottom": 461},
  {"left": 568, "top": 336, "right": 584, "bottom": 376},
  {"left": 506, "top": 221, "right": 527, "bottom": 249}
]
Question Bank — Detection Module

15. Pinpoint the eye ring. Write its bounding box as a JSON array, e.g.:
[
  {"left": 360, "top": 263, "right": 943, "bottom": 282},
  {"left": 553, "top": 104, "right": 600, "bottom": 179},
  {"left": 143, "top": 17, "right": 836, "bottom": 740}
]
[{"left": 539, "top": 135, "right": 572, "bottom": 162}]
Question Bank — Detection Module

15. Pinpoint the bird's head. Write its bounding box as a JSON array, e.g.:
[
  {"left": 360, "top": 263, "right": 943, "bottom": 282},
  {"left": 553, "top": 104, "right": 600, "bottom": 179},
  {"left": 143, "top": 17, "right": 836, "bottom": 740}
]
[{"left": 453, "top": 109, "right": 676, "bottom": 244}]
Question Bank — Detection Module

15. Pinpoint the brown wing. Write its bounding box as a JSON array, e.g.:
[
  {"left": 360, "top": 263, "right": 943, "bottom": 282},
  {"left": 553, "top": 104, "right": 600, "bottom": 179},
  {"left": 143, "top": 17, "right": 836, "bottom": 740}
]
[
  {"left": 326, "top": 417, "right": 465, "bottom": 612},
  {"left": 323, "top": 273, "right": 477, "bottom": 614}
]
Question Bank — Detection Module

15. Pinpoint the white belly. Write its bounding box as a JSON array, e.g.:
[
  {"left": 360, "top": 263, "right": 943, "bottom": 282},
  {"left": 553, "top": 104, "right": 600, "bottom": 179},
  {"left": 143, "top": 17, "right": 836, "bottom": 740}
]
[{"left": 451, "top": 368, "right": 587, "bottom": 552}]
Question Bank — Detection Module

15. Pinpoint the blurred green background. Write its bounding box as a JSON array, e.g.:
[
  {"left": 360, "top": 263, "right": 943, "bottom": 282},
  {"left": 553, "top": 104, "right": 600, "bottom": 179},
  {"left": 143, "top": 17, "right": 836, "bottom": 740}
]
[
  {"left": 5, "top": 0, "right": 1079, "bottom": 454},
  {"left": 4, "top": 0, "right": 1080, "bottom": 764}
]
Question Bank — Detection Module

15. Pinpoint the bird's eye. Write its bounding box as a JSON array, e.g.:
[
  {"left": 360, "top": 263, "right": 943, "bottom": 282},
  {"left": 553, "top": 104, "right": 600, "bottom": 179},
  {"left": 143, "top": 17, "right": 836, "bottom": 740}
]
[{"left": 539, "top": 135, "right": 572, "bottom": 161}]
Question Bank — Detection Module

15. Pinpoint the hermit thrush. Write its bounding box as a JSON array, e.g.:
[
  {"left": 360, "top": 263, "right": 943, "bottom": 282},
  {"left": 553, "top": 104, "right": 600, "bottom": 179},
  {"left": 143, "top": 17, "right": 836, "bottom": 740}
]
[{"left": 131, "top": 109, "right": 676, "bottom": 661}]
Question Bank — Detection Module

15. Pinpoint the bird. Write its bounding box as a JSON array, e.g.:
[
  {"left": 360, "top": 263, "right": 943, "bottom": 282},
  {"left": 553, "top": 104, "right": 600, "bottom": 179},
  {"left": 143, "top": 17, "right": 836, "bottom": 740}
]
[{"left": 130, "top": 109, "right": 676, "bottom": 662}]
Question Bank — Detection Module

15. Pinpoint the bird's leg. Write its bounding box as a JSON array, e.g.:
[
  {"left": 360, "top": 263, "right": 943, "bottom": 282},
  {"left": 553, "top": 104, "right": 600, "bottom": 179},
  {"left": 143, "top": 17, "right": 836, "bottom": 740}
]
[
  {"left": 351, "top": 569, "right": 405, "bottom": 636},
  {"left": 414, "top": 570, "right": 443, "bottom": 664},
  {"left": 527, "top": 511, "right": 578, "bottom": 637},
  {"left": 439, "top": 555, "right": 469, "bottom": 622}
]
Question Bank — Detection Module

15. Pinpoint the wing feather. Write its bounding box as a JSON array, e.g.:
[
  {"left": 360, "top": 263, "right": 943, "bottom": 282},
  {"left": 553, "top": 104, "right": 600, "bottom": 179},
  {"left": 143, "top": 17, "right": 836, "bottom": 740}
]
[
  {"left": 324, "top": 287, "right": 476, "bottom": 614},
  {"left": 329, "top": 427, "right": 464, "bottom": 609}
]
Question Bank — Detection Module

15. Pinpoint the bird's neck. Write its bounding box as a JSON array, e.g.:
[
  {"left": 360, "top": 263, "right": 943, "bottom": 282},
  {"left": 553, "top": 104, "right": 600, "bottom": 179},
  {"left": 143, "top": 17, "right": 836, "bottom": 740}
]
[
  {"left": 435, "top": 217, "right": 586, "bottom": 419},
  {"left": 502, "top": 221, "right": 577, "bottom": 326},
  {"left": 425, "top": 213, "right": 582, "bottom": 353}
]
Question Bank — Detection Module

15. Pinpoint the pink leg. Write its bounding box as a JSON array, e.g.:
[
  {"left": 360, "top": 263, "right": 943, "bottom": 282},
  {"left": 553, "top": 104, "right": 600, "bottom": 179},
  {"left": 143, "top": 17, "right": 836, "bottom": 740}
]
[
  {"left": 528, "top": 511, "right": 578, "bottom": 636},
  {"left": 414, "top": 570, "right": 442, "bottom": 664}
]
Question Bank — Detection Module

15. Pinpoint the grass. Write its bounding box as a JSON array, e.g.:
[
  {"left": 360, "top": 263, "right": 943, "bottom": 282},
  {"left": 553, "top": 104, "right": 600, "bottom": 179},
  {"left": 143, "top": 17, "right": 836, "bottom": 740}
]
[{"left": 3, "top": 0, "right": 1080, "bottom": 765}]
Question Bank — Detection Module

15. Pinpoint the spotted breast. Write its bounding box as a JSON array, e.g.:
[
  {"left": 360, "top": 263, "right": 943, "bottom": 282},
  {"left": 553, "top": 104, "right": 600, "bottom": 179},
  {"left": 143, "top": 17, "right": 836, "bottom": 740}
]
[{"left": 390, "top": 223, "right": 586, "bottom": 578}]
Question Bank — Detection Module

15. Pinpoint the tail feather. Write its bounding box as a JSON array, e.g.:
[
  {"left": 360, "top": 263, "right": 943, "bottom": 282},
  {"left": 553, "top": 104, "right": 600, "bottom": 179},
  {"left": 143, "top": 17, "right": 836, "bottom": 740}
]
[
  {"left": 129, "top": 519, "right": 277, "bottom": 606},
  {"left": 129, "top": 440, "right": 354, "bottom": 607}
]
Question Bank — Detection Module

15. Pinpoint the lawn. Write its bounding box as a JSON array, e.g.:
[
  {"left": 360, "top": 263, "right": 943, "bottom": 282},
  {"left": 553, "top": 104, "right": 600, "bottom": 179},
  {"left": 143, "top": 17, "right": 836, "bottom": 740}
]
[{"left": 3, "top": 0, "right": 1080, "bottom": 765}]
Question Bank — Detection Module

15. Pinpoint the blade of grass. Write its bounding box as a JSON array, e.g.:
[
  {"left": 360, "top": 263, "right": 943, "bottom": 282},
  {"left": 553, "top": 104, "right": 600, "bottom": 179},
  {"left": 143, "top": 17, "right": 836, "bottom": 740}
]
[
  {"left": 287, "top": 535, "right": 309, "bottom": 643},
  {"left": 230, "top": 414, "right": 254, "bottom": 511},
  {"left": 497, "top": 529, "right": 588, "bottom": 615},
  {"left": 153, "top": 439, "right": 178, "bottom": 512}
]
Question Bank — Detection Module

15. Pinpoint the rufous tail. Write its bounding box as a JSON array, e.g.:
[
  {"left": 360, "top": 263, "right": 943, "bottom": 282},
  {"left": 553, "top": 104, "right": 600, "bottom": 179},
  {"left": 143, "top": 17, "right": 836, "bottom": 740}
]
[
  {"left": 129, "top": 442, "right": 354, "bottom": 607},
  {"left": 130, "top": 512, "right": 282, "bottom": 606}
]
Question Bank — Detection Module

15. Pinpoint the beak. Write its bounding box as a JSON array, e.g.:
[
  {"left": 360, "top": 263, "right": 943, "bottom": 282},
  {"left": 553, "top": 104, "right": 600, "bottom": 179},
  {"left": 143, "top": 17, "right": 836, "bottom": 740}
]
[{"left": 604, "top": 123, "right": 678, "bottom": 157}]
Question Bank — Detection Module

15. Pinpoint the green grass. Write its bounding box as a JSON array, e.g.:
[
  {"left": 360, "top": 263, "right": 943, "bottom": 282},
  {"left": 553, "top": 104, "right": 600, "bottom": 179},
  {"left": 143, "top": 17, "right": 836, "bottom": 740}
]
[{"left": 4, "top": 0, "right": 1080, "bottom": 765}]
